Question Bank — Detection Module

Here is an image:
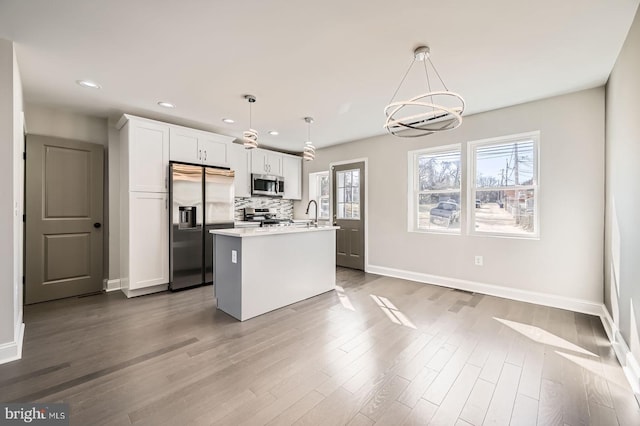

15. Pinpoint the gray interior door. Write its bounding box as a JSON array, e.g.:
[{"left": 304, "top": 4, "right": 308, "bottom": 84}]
[
  {"left": 25, "top": 135, "right": 104, "bottom": 304},
  {"left": 332, "top": 161, "right": 365, "bottom": 270}
]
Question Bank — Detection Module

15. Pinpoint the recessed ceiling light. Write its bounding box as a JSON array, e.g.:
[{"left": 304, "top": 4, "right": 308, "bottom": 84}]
[
  {"left": 157, "top": 101, "right": 175, "bottom": 108},
  {"left": 76, "top": 80, "right": 101, "bottom": 89},
  {"left": 268, "top": 130, "right": 279, "bottom": 136},
  {"left": 222, "top": 118, "right": 235, "bottom": 124}
]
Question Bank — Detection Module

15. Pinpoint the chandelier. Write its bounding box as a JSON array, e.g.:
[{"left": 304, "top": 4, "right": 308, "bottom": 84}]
[
  {"left": 384, "top": 45, "right": 465, "bottom": 137},
  {"left": 302, "top": 117, "right": 316, "bottom": 161},
  {"left": 243, "top": 95, "right": 258, "bottom": 149}
]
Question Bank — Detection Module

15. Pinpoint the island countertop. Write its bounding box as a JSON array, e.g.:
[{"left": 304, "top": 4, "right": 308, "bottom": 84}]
[
  {"left": 211, "top": 224, "right": 337, "bottom": 321},
  {"left": 209, "top": 225, "right": 339, "bottom": 238}
]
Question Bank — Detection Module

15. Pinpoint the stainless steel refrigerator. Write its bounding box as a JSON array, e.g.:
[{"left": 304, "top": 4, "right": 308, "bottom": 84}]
[{"left": 169, "top": 162, "right": 235, "bottom": 291}]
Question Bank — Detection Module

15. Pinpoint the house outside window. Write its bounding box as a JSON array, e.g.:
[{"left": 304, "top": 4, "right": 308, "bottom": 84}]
[
  {"left": 408, "top": 145, "right": 461, "bottom": 233},
  {"left": 469, "top": 131, "right": 539, "bottom": 238}
]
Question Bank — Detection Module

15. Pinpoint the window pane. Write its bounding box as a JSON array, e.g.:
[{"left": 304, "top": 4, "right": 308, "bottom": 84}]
[
  {"left": 352, "top": 186, "right": 360, "bottom": 203},
  {"left": 345, "top": 186, "right": 352, "bottom": 202},
  {"left": 474, "top": 189, "right": 535, "bottom": 235},
  {"left": 338, "top": 171, "right": 345, "bottom": 188},
  {"left": 319, "top": 175, "right": 329, "bottom": 196},
  {"left": 337, "top": 202, "right": 345, "bottom": 219},
  {"left": 352, "top": 170, "right": 359, "bottom": 187},
  {"left": 417, "top": 192, "right": 460, "bottom": 231},
  {"left": 320, "top": 198, "right": 329, "bottom": 218},
  {"left": 417, "top": 150, "right": 461, "bottom": 191},
  {"left": 352, "top": 202, "right": 360, "bottom": 219},
  {"left": 345, "top": 171, "right": 352, "bottom": 187},
  {"left": 344, "top": 203, "right": 352, "bottom": 218},
  {"left": 337, "top": 187, "right": 344, "bottom": 203},
  {"left": 476, "top": 140, "right": 534, "bottom": 188}
]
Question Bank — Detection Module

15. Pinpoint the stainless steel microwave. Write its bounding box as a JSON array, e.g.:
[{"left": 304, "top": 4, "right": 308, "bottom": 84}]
[{"left": 251, "top": 174, "right": 284, "bottom": 197}]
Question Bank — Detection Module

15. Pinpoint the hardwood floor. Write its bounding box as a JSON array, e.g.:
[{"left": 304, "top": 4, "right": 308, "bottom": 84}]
[{"left": 1, "top": 268, "right": 639, "bottom": 425}]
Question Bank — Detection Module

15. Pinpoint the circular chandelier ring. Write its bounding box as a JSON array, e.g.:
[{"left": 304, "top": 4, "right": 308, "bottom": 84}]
[{"left": 384, "top": 91, "right": 465, "bottom": 137}]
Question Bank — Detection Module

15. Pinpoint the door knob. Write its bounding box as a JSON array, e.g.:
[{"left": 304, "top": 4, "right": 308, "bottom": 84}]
[{"left": 93, "top": 223, "right": 102, "bottom": 229}]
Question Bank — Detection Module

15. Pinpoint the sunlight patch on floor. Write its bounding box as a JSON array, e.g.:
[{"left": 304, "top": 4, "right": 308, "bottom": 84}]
[
  {"left": 555, "top": 350, "right": 630, "bottom": 390},
  {"left": 371, "top": 294, "right": 416, "bottom": 329},
  {"left": 336, "top": 285, "right": 355, "bottom": 311},
  {"left": 494, "top": 317, "right": 597, "bottom": 357}
]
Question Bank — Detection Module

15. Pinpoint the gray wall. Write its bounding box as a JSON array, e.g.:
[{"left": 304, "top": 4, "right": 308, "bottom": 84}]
[
  {"left": 24, "top": 104, "right": 108, "bottom": 145},
  {"left": 605, "top": 7, "right": 640, "bottom": 361},
  {"left": 298, "top": 88, "right": 605, "bottom": 304},
  {"left": 0, "top": 39, "right": 23, "bottom": 357}
]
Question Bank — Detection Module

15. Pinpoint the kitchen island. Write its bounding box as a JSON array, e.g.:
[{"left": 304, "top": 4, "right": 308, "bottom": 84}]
[{"left": 209, "top": 226, "right": 338, "bottom": 321}]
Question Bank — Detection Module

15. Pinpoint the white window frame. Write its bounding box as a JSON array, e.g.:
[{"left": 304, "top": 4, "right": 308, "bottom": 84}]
[
  {"left": 468, "top": 131, "right": 540, "bottom": 239},
  {"left": 308, "top": 171, "right": 330, "bottom": 220},
  {"left": 407, "top": 144, "right": 462, "bottom": 234}
]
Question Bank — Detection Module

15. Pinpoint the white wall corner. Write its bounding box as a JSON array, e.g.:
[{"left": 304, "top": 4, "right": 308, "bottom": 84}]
[
  {"left": 104, "top": 278, "right": 121, "bottom": 292},
  {"left": 600, "top": 306, "right": 640, "bottom": 401},
  {"left": 366, "top": 264, "right": 604, "bottom": 316},
  {"left": 0, "top": 322, "right": 24, "bottom": 365}
]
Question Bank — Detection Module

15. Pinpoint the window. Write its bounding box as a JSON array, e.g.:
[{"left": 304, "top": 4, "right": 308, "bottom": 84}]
[
  {"left": 469, "top": 131, "right": 539, "bottom": 238},
  {"left": 408, "top": 145, "right": 461, "bottom": 233},
  {"left": 336, "top": 169, "right": 360, "bottom": 219},
  {"left": 308, "top": 171, "right": 330, "bottom": 219}
]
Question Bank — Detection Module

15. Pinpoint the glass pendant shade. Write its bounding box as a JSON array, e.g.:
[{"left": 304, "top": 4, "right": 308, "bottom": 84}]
[
  {"left": 302, "top": 117, "right": 316, "bottom": 161},
  {"left": 243, "top": 95, "right": 258, "bottom": 149}
]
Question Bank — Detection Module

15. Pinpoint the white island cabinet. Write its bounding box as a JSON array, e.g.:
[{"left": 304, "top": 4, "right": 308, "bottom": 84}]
[{"left": 210, "top": 226, "right": 338, "bottom": 321}]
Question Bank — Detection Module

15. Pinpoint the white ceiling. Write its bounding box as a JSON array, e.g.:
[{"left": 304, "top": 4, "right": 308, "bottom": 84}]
[{"left": 0, "top": 0, "right": 638, "bottom": 151}]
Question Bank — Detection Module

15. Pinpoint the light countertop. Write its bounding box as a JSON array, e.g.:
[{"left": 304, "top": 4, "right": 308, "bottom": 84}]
[{"left": 210, "top": 225, "right": 339, "bottom": 238}]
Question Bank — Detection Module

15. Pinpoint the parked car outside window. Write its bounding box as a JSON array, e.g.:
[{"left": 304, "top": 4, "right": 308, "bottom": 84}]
[{"left": 430, "top": 201, "right": 460, "bottom": 224}]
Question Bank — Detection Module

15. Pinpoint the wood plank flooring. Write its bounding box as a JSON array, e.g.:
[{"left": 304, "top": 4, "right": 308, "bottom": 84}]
[{"left": 1, "top": 267, "right": 639, "bottom": 425}]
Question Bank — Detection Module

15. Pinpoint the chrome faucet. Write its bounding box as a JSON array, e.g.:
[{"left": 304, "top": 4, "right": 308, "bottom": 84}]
[{"left": 305, "top": 199, "right": 318, "bottom": 228}]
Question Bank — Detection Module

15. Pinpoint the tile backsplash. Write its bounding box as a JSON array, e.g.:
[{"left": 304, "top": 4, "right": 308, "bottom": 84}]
[{"left": 234, "top": 197, "right": 294, "bottom": 221}]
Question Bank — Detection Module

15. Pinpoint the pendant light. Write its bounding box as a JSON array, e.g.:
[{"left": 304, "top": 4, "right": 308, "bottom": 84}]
[
  {"left": 384, "top": 45, "right": 465, "bottom": 138},
  {"left": 243, "top": 95, "right": 258, "bottom": 149},
  {"left": 303, "top": 117, "right": 316, "bottom": 161}
]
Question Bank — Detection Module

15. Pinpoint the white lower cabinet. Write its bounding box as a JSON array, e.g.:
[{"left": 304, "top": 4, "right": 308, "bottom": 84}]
[{"left": 121, "top": 192, "right": 169, "bottom": 295}]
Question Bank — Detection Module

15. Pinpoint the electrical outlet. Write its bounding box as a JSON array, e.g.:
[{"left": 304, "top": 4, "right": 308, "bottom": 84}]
[
  {"left": 474, "top": 255, "right": 483, "bottom": 266},
  {"left": 231, "top": 250, "right": 237, "bottom": 264}
]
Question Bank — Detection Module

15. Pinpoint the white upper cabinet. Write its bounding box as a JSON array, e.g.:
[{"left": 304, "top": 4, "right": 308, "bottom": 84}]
[
  {"left": 282, "top": 154, "right": 302, "bottom": 200},
  {"left": 169, "top": 127, "right": 232, "bottom": 167},
  {"left": 251, "top": 148, "right": 282, "bottom": 176},
  {"left": 169, "top": 128, "right": 199, "bottom": 164},
  {"left": 123, "top": 117, "right": 170, "bottom": 193},
  {"left": 228, "top": 143, "right": 251, "bottom": 198}
]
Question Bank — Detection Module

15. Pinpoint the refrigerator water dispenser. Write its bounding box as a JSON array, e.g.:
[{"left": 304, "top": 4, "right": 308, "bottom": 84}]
[{"left": 178, "top": 206, "right": 196, "bottom": 229}]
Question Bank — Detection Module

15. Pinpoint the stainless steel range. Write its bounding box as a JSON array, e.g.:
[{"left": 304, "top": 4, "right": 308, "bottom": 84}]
[{"left": 243, "top": 207, "right": 293, "bottom": 227}]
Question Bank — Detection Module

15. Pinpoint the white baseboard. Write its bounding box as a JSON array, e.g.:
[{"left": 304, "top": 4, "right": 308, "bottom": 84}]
[
  {"left": 122, "top": 284, "right": 168, "bottom": 298},
  {"left": 366, "top": 264, "right": 603, "bottom": 316},
  {"left": 600, "top": 306, "right": 640, "bottom": 397},
  {"left": 104, "top": 278, "right": 121, "bottom": 292},
  {"left": 0, "top": 322, "right": 24, "bottom": 365}
]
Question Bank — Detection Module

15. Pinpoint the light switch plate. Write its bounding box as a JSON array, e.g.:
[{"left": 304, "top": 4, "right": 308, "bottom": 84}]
[
  {"left": 231, "top": 250, "right": 237, "bottom": 264},
  {"left": 474, "top": 255, "right": 483, "bottom": 266}
]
